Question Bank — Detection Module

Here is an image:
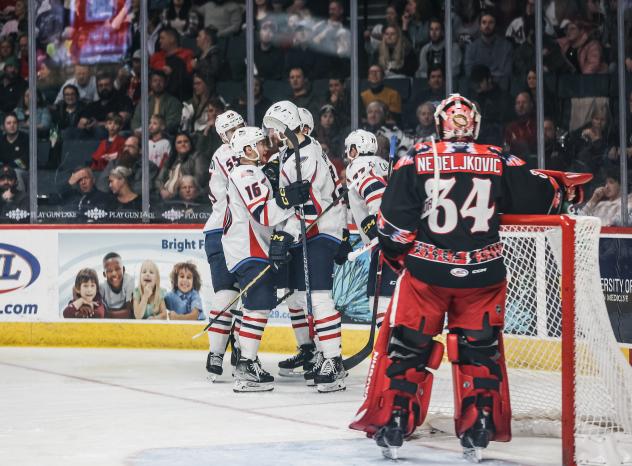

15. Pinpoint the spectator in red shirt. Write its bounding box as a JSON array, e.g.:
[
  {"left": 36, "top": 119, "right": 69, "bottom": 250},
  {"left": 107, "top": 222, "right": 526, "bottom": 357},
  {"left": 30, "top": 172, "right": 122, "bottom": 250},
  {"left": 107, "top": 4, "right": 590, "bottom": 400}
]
[
  {"left": 150, "top": 26, "right": 194, "bottom": 101},
  {"left": 504, "top": 91, "right": 537, "bottom": 165},
  {"left": 91, "top": 113, "right": 126, "bottom": 171}
]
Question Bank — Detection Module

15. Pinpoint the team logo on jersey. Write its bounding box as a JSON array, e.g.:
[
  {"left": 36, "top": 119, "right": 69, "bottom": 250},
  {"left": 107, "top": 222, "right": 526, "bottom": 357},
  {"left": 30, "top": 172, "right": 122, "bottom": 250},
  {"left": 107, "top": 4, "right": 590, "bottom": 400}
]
[
  {"left": 450, "top": 267, "right": 469, "bottom": 278},
  {"left": 0, "top": 243, "right": 41, "bottom": 294}
]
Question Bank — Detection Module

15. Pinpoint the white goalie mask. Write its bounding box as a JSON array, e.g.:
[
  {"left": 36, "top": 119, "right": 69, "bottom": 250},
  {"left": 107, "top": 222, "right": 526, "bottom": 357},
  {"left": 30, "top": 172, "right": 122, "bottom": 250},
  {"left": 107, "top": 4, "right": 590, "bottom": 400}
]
[
  {"left": 298, "top": 107, "right": 314, "bottom": 136},
  {"left": 344, "top": 129, "right": 378, "bottom": 161},
  {"left": 216, "top": 110, "right": 245, "bottom": 144},
  {"left": 230, "top": 127, "right": 266, "bottom": 162},
  {"left": 263, "top": 101, "right": 302, "bottom": 143}
]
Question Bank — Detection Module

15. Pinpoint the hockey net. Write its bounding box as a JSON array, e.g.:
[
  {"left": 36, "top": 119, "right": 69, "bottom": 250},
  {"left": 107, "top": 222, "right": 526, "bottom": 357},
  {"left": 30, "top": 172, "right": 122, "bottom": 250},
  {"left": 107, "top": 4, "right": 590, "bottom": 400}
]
[{"left": 426, "top": 215, "right": 632, "bottom": 465}]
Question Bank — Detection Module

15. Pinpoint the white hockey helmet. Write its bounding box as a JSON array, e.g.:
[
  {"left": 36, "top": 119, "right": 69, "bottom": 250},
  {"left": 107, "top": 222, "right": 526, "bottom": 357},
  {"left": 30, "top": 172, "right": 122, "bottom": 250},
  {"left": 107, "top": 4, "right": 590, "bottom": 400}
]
[
  {"left": 263, "top": 100, "right": 302, "bottom": 135},
  {"left": 216, "top": 110, "right": 245, "bottom": 144},
  {"left": 298, "top": 107, "right": 314, "bottom": 135},
  {"left": 344, "top": 129, "right": 378, "bottom": 161},
  {"left": 434, "top": 93, "right": 481, "bottom": 140},
  {"left": 229, "top": 126, "right": 266, "bottom": 162}
]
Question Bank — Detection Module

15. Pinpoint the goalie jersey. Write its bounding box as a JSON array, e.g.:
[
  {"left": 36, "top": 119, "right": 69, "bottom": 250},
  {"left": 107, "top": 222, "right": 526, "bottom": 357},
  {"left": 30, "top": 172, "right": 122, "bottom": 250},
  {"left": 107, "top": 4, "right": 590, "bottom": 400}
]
[
  {"left": 203, "top": 143, "right": 240, "bottom": 234},
  {"left": 279, "top": 136, "right": 344, "bottom": 241},
  {"left": 378, "top": 141, "right": 563, "bottom": 288},
  {"left": 223, "top": 163, "right": 294, "bottom": 271},
  {"left": 346, "top": 155, "right": 389, "bottom": 244}
]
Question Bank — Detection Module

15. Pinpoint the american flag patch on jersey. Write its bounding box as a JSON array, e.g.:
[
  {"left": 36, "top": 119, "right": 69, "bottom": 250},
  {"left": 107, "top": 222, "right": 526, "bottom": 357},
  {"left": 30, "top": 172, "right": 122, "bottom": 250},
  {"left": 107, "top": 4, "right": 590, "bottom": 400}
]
[{"left": 502, "top": 153, "right": 526, "bottom": 166}]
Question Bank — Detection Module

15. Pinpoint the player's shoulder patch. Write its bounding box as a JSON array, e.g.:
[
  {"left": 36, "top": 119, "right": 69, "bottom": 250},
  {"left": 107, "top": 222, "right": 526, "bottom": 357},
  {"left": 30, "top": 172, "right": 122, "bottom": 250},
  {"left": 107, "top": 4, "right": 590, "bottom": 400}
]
[
  {"left": 499, "top": 151, "right": 527, "bottom": 167},
  {"left": 393, "top": 153, "right": 414, "bottom": 170}
]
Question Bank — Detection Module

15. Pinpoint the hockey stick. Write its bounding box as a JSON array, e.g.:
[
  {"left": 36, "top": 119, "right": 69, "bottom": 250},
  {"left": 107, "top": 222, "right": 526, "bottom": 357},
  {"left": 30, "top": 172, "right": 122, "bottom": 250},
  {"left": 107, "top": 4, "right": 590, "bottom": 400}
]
[
  {"left": 342, "top": 135, "right": 397, "bottom": 371},
  {"left": 348, "top": 237, "right": 378, "bottom": 262}
]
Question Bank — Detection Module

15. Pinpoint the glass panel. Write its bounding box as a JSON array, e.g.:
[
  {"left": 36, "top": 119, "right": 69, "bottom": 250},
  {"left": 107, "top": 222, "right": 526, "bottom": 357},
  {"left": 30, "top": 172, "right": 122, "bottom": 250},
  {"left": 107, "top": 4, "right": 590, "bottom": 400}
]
[{"left": 30, "top": 0, "right": 135, "bottom": 224}]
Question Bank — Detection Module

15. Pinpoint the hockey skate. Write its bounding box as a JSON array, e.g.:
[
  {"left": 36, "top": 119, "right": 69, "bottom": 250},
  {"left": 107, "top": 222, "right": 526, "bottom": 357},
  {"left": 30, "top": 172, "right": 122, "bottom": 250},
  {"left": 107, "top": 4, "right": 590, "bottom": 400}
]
[
  {"left": 460, "top": 409, "right": 494, "bottom": 463},
  {"left": 206, "top": 352, "right": 224, "bottom": 382},
  {"left": 303, "top": 351, "right": 324, "bottom": 387},
  {"left": 233, "top": 357, "right": 274, "bottom": 392},
  {"left": 278, "top": 344, "right": 316, "bottom": 377},
  {"left": 314, "top": 356, "right": 346, "bottom": 393},
  {"left": 374, "top": 409, "right": 407, "bottom": 460}
]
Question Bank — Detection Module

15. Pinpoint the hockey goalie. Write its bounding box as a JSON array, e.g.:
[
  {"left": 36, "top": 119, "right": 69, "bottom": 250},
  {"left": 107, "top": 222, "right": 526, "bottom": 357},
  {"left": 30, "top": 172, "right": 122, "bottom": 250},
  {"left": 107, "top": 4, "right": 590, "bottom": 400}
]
[{"left": 349, "top": 94, "right": 592, "bottom": 462}]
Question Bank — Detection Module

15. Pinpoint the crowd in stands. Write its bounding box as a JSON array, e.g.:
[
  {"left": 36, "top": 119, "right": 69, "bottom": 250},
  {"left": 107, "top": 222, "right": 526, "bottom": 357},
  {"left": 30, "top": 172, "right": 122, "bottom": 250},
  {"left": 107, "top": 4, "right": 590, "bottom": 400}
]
[{"left": 0, "top": 0, "right": 631, "bottom": 225}]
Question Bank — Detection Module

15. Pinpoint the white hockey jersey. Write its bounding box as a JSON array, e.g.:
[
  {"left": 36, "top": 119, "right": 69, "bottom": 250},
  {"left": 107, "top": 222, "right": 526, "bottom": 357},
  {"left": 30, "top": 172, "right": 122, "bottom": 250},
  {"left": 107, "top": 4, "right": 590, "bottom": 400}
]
[
  {"left": 346, "top": 155, "right": 389, "bottom": 244},
  {"left": 203, "top": 143, "right": 241, "bottom": 234},
  {"left": 279, "top": 136, "right": 344, "bottom": 241},
  {"left": 222, "top": 163, "right": 294, "bottom": 271}
]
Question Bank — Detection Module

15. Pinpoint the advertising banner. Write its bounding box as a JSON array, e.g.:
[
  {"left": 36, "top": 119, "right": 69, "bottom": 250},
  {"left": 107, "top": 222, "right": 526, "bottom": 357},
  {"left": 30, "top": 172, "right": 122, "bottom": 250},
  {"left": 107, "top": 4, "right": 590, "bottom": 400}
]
[{"left": 600, "top": 233, "right": 632, "bottom": 344}]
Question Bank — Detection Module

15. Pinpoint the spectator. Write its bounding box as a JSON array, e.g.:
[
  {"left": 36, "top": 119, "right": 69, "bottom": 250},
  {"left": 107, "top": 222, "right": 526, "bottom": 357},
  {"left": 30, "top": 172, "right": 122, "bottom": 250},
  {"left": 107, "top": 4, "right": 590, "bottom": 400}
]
[
  {"left": 193, "top": 26, "right": 227, "bottom": 85},
  {"left": 100, "top": 252, "right": 134, "bottom": 319},
  {"left": 54, "top": 64, "right": 97, "bottom": 104},
  {"left": 133, "top": 260, "right": 168, "bottom": 320},
  {"left": 108, "top": 166, "right": 142, "bottom": 213},
  {"left": 0, "top": 56, "right": 27, "bottom": 114},
  {"left": 254, "top": 20, "right": 285, "bottom": 80},
  {"left": 196, "top": 0, "right": 243, "bottom": 37},
  {"left": 372, "top": 25, "right": 418, "bottom": 78},
  {"left": 156, "top": 132, "right": 208, "bottom": 200},
  {"left": 0, "top": 38, "right": 14, "bottom": 74},
  {"left": 314, "top": 104, "right": 345, "bottom": 159},
  {"left": 150, "top": 26, "right": 194, "bottom": 101},
  {"left": 181, "top": 73, "right": 215, "bottom": 133},
  {"left": 0, "top": 0, "right": 27, "bottom": 39},
  {"left": 148, "top": 114, "right": 171, "bottom": 169},
  {"left": 544, "top": 117, "right": 570, "bottom": 171},
  {"left": 63, "top": 166, "right": 112, "bottom": 221},
  {"left": 116, "top": 50, "right": 141, "bottom": 106},
  {"left": 361, "top": 64, "right": 401, "bottom": 124},
  {"left": 452, "top": 0, "right": 481, "bottom": 48},
  {"left": 312, "top": 1, "right": 346, "bottom": 56},
  {"left": 581, "top": 169, "right": 632, "bottom": 227},
  {"left": 464, "top": 11, "right": 513, "bottom": 86},
  {"left": 606, "top": 91, "right": 632, "bottom": 169},
  {"left": 365, "top": 3, "right": 400, "bottom": 57},
  {"left": 62, "top": 268, "right": 106, "bottom": 319},
  {"left": 175, "top": 175, "right": 205, "bottom": 205},
  {"left": 412, "top": 102, "right": 437, "bottom": 142},
  {"left": 165, "top": 261, "right": 205, "bottom": 321},
  {"left": 557, "top": 17, "right": 608, "bottom": 74},
  {"left": 505, "top": 0, "right": 535, "bottom": 46},
  {"left": 96, "top": 135, "right": 154, "bottom": 195},
  {"left": 192, "top": 98, "right": 224, "bottom": 156},
  {"left": 91, "top": 113, "right": 126, "bottom": 171},
  {"left": 287, "top": 66, "right": 322, "bottom": 118},
  {"left": 401, "top": 0, "right": 429, "bottom": 53},
  {"left": 416, "top": 19, "right": 462, "bottom": 79},
  {"left": 405, "top": 64, "right": 444, "bottom": 130},
  {"left": 0, "top": 164, "right": 26, "bottom": 210},
  {"left": 284, "top": 23, "right": 330, "bottom": 80},
  {"left": 231, "top": 76, "right": 271, "bottom": 127},
  {"left": 362, "top": 100, "right": 413, "bottom": 159},
  {"left": 14, "top": 88, "right": 51, "bottom": 138},
  {"left": 322, "top": 77, "right": 350, "bottom": 128},
  {"left": 468, "top": 64, "right": 512, "bottom": 146},
  {"left": 568, "top": 105, "right": 611, "bottom": 177},
  {"left": 131, "top": 70, "right": 182, "bottom": 134},
  {"left": 504, "top": 91, "right": 537, "bottom": 163},
  {"left": 160, "top": 0, "right": 200, "bottom": 38},
  {"left": 0, "top": 112, "right": 28, "bottom": 169}
]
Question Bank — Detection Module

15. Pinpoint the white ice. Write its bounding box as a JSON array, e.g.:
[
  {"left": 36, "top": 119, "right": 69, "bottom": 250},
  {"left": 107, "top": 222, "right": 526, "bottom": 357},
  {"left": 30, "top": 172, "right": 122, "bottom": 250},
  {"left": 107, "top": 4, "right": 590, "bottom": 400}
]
[{"left": 0, "top": 348, "right": 561, "bottom": 465}]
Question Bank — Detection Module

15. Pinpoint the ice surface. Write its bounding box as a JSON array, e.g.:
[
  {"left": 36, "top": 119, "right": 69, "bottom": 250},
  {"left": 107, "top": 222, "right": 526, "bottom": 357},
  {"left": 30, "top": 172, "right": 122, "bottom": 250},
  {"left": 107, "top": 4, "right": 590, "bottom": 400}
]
[{"left": 0, "top": 348, "right": 561, "bottom": 466}]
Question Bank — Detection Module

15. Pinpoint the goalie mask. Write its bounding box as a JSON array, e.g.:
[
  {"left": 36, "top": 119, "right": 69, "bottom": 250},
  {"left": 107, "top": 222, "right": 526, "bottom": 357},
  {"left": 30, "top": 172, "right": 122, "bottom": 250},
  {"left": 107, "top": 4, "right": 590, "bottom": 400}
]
[
  {"left": 230, "top": 127, "right": 266, "bottom": 162},
  {"left": 216, "top": 110, "right": 245, "bottom": 144},
  {"left": 434, "top": 94, "right": 481, "bottom": 141},
  {"left": 263, "top": 101, "right": 302, "bottom": 144},
  {"left": 344, "top": 129, "right": 378, "bottom": 161},
  {"left": 298, "top": 107, "right": 314, "bottom": 136}
]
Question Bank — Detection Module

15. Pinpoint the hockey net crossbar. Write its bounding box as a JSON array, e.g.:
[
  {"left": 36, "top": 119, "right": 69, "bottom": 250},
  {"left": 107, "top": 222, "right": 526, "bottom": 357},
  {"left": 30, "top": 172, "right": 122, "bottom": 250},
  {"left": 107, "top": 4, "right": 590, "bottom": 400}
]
[{"left": 426, "top": 215, "right": 632, "bottom": 466}]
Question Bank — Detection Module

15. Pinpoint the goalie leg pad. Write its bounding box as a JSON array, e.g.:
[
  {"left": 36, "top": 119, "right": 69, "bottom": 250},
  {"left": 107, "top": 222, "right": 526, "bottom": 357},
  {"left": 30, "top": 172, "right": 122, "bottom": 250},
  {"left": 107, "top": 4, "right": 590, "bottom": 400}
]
[{"left": 448, "top": 319, "right": 511, "bottom": 443}]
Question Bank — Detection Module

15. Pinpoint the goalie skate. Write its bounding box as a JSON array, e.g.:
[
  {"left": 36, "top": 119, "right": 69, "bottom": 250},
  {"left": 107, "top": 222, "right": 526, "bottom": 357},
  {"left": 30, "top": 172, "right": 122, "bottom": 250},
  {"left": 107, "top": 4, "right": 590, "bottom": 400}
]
[
  {"left": 374, "top": 410, "right": 406, "bottom": 460},
  {"left": 206, "top": 352, "right": 223, "bottom": 382},
  {"left": 278, "top": 344, "right": 316, "bottom": 377},
  {"left": 233, "top": 357, "right": 274, "bottom": 392},
  {"left": 459, "top": 409, "right": 493, "bottom": 464}
]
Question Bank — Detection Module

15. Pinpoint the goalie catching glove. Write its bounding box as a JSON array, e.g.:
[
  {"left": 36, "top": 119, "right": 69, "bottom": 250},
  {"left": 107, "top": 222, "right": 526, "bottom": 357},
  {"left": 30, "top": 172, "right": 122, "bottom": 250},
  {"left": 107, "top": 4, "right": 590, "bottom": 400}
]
[
  {"left": 531, "top": 169, "right": 593, "bottom": 212},
  {"left": 274, "top": 180, "right": 311, "bottom": 209},
  {"left": 269, "top": 231, "right": 295, "bottom": 271}
]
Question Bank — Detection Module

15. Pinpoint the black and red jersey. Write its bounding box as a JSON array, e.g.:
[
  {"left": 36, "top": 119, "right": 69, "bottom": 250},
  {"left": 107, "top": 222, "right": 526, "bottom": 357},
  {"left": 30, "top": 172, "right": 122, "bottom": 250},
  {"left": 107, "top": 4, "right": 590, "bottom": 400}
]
[{"left": 378, "top": 141, "right": 562, "bottom": 288}]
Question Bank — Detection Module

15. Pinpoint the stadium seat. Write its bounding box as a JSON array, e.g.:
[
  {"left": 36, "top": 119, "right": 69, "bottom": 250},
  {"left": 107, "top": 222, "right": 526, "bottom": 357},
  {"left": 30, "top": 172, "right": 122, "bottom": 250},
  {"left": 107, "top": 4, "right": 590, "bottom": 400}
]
[{"left": 217, "top": 81, "right": 243, "bottom": 104}]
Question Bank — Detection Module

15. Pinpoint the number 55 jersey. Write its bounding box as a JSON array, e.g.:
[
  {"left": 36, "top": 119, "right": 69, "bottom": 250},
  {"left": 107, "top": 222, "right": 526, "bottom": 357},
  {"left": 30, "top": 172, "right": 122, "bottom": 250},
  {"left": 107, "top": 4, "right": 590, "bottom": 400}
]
[{"left": 378, "top": 141, "right": 563, "bottom": 288}]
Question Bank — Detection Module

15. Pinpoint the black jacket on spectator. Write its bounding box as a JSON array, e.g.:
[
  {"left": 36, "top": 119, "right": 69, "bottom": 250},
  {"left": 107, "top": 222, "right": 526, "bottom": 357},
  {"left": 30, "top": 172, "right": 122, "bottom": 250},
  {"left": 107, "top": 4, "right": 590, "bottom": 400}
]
[
  {"left": 162, "top": 54, "right": 193, "bottom": 102},
  {"left": 51, "top": 101, "right": 85, "bottom": 131},
  {"left": 255, "top": 44, "right": 285, "bottom": 80},
  {"left": 0, "top": 76, "right": 27, "bottom": 114},
  {"left": 196, "top": 45, "right": 228, "bottom": 83},
  {"left": 0, "top": 131, "right": 29, "bottom": 169},
  {"left": 79, "top": 93, "right": 134, "bottom": 124},
  {"left": 62, "top": 187, "right": 113, "bottom": 223}
]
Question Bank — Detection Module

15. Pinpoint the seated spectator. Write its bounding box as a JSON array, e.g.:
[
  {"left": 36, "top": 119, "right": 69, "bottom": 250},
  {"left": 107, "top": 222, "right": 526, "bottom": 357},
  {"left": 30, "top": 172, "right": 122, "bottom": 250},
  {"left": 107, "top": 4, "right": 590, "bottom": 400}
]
[
  {"left": 62, "top": 268, "right": 106, "bottom": 319},
  {"left": 91, "top": 113, "right": 126, "bottom": 171},
  {"left": 401, "top": 0, "right": 429, "bottom": 53},
  {"left": 156, "top": 132, "right": 208, "bottom": 200},
  {"left": 412, "top": 102, "right": 437, "bottom": 142},
  {"left": 364, "top": 3, "right": 400, "bottom": 57},
  {"left": 361, "top": 100, "right": 413, "bottom": 159},
  {"left": 192, "top": 98, "right": 224, "bottom": 156},
  {"left": 63, "top": 166, "right": 112, "bottom": 221},
  {"left": 14, "top": 88, "right": 51, "bottom": 138},
  {"left": 404, "top": 64, "right": 445, "bottom": 130},
  {"left": 52, "top": 84, "right": 84, "bottom": 132},
  {"left": 544, "top": 117, "right": 570, "bottom": 171},
  {"left": 175, "top": 175, "right": 205, "bottom": 206},
  {"left": 193, "top": 26, "right": 227, "bottom": 85},
  {"left": 361, "top": 64, "right": 401, "bottom": 125},
  {"left": 468, "top": 64, "right": 512, "bottom": 146},
  {"left": 453, "top": 0, "right": 481, "bottom": 48},
  {"left": 312, "top": 0, "right": 346, "bottom": 56},
  {"left": 287, "top": 66, "right": 322, "bottom": 119},
  {"left": 580, "top": 169, "right": 632, "bottom": 227},
  {"left": 116, "top": 50, "right": 141, "bottom": 106},
  {"left": 322, "top": 77, "right": 350, "bottom": 128},
  {"left": 0, "top": 57, "right": 26, "bottom": 115},
  {"left": 0, "top": 112, "right": 28, "bottom": 169},
  {"left": 148, "top": 114, "right": 171, "bottom": 169},
  {"left": 150, "top": 26, "right": 194, "bottom": 101},
  {"left": 284, "top": 24, "right": 330, "bottom": 80},
  {"left": 255, "top": 20, "right": 285, "bottom": 80},
  {"left": 196, "top": 0, "right": 243, "bottom": 37},
  {"left": 372, "top": 25, "right": 418, "bottom": 78},
  {"left": 231, "top": 76, "right": 272, "bottom": 127},
  {"left": 0, "top": 38, "right": 14, "bottom": 74},
  {"left": 165, "top": 261, "right": 205, "bottom": 321},
  {"left": 0, "top": 164, "right": 27, "bottom": 211},
  {"left": 181, "top": 73, "right": 214, "bottom": 133},
  {"left": 464, "top": 11, "right": 513, "bottom": 86},
  {"left": 96, "top": 135, "right": 154, "bottom": 195},
  {"left": 1, "top": 0, "right": 27, "bottom": 40},
  {"left": 131, "top": 70, "right": 182, "bottom": 134},
  {"left": 416, "top": 19, "right": 461, "bottom": 79},
  {"left": 54, "top": 64, "right": 97, "bottom": 104},
  {"left": 100, "top": 252, "right": 134, "bottom": 319},
  {"left": 314, "top": 104, "right": 346, "bottom": 160},
  {"left": 523, "top": 68, "right": 556, "bottom": 120},
  {"left": 557, "top": 18, "right": 608, "bottom": 74},
  {"left": 505, "top": 0, "right": 535, "bottom": 46},
  {"left": 160, "top": 0, "right": 200, "bottom": 38},
  {"left": 567, "top": 105, "right": 611, "bottom": 177},
  {"left": 108, "top": 166, "right": 142, "bottom": 213},
  {"left": 504, "top": 91, "right": 537, "bottom": 164}
]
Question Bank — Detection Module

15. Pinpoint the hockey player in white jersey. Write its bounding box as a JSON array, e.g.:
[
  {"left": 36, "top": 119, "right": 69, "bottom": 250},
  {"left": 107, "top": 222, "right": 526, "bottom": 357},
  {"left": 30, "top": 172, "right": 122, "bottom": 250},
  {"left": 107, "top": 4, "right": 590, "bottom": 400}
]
[
  {"left": 203, "top": 110, "right": 245, "bottom": 381},
  {"left": 263, "top": 101, "right": 346, "bottom": 393},
  {"left": 334, "top": 129, "right": 396, "bottom": 327},
  {"left": 225, "top": 126, "right": 311, "bottom": 392}
]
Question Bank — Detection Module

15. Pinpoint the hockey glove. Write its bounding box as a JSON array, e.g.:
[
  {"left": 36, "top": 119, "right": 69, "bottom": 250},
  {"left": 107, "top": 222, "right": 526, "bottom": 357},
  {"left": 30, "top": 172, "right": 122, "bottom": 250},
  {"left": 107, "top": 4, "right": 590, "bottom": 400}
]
[
  {"left": 262, "top": 157, "right": 280, "bottom": 193},
  {"left": 269, "top": 230, "right": 295, "bottom": 272},
  {"left": 334, "top": 229, "right": 353, "bottom": 265},
  {"left": 274, "top": 180, "right": 311, "bottom": 209},
  {"left": 361, "top": 215, "right": 378, "bottom": 240}
]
